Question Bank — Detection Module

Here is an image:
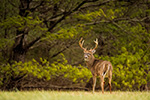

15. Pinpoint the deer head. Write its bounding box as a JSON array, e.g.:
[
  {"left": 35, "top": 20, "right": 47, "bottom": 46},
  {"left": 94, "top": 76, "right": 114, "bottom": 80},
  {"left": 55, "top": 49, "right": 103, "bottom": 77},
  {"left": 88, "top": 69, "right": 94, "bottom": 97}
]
[{"left": 79, "top": 38, "right": 98, "bottom": 61}]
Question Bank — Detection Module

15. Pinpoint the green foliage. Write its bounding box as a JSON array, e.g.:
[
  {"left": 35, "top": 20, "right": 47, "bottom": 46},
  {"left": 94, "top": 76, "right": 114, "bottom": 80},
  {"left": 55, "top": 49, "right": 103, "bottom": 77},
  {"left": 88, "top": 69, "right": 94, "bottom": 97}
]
[
  {"left": 98, "top": 49, "right": 149, "bottom": 90},
  {"left": 75, "top": 9, "right": 106, "bottom": 21},
  {"left": 0, "top": 54, "right": 92, "bottom": 89},
  {"left": 43, "top": 24, "right": 88, "bottom": 41},
  {"left": 0, "top": 15, "right": 43, "bottom": 30}
]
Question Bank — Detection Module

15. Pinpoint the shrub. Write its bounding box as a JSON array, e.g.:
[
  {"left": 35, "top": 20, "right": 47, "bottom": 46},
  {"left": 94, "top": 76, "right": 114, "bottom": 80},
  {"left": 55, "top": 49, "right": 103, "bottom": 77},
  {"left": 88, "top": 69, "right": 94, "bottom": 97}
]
[
  {"left": 0, "top": 54, "right": 92, "bottom": 90},
  {"left": 98, "top": 48, "right": 149, "bottom": 91}
]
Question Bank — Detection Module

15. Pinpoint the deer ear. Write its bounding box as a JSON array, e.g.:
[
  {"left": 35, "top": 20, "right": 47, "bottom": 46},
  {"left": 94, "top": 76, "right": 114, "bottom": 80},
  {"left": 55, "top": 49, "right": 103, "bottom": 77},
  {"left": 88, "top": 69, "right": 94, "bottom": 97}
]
[{"left": 91, "top": 49, "right": 96, "bottom": 54}]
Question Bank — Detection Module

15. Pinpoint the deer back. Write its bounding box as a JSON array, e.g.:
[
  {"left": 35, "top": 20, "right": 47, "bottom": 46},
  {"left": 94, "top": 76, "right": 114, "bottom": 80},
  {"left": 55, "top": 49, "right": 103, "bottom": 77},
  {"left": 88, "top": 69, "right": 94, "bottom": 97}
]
[{"left": 89, "top": 59, "right": 113, "bottom": 77}]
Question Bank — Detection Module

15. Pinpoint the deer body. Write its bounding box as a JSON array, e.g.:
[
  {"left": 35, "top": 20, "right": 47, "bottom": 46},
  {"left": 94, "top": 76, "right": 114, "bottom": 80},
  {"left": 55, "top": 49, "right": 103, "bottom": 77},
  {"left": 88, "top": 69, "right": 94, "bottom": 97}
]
[
  {"left": 79, "top": 38, "right": 113, "bottom": 93},
  {"left": 86, "top": 59, "right": 112, "bottom": 77}
]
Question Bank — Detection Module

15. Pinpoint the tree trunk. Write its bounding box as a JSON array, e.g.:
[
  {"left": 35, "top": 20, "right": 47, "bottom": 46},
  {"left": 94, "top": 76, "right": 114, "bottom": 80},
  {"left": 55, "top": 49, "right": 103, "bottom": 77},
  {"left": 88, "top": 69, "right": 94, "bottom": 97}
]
[{"left": 11, "top": 30, "right": 27, "bottom": 62}]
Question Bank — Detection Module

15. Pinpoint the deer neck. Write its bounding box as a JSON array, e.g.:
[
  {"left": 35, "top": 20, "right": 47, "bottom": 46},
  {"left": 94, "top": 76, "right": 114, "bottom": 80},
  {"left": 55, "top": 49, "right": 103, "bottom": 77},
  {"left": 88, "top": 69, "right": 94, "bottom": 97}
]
[{"left": 85, "top": 55, "right": 95, "bottom": 68}]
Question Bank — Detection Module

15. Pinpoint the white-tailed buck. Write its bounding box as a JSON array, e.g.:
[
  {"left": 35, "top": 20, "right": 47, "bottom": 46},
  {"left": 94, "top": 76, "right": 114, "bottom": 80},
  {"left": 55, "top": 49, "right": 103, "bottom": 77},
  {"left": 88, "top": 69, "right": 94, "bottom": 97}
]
[{"left": 79, "top": 38, "right": 113, "bottom": 93}]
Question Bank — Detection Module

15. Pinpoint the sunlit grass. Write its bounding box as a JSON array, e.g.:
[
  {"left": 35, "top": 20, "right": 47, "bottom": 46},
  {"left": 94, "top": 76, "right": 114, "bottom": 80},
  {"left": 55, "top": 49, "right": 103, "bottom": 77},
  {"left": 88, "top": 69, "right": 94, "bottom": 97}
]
[{"left": 0, "top": 91, "right": 150, "bottom": 100}]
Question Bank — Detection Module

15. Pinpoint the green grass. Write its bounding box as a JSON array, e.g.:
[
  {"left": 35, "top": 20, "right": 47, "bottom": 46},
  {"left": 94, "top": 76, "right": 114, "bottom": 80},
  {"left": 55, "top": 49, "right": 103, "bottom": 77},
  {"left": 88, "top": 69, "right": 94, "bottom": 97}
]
[{"left": 0, "top": 91, "right": 150, "bottom": 100}]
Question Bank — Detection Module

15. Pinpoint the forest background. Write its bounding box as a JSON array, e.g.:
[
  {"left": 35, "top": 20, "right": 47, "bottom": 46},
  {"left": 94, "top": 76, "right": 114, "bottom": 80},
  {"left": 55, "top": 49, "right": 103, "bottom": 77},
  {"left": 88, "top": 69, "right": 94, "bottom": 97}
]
[{"left": 0, "top": 0, "right": 150, "bottom": 91}]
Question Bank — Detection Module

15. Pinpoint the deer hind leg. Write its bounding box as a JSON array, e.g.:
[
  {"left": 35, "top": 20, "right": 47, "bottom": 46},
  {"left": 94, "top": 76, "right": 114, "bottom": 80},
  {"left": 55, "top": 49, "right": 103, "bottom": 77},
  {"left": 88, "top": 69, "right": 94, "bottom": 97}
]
[
  {"left": 108, "top": 69, "right": 112, "bottom": 93},
  {"left": 108, "top": 77, "right": 112, "bottom": 93},
  {"left": 103, "top": 64, "right": 109, "bottom": 78},
  {"left": 100, "top": 76, "right": 104, "bottom": 93},
  {"left": 92, "top": 76, "right": 97, "bottom": 93}
]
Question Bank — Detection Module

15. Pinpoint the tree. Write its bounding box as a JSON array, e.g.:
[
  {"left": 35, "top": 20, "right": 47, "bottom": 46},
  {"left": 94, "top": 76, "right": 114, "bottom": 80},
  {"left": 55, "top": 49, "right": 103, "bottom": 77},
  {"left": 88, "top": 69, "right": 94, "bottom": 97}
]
[
  {"left": 0, "top": 0, "right": 111, "bottom": 63},
  {"left": 0, "top": 0, "right": 150, "bottom": 90}
]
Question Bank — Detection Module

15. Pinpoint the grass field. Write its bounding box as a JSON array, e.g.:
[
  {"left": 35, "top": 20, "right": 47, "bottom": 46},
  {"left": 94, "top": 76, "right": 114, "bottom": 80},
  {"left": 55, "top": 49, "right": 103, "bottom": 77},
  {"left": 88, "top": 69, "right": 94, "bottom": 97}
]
[{"left": 0, "top": 91, "right": 150, "bottom": 100}]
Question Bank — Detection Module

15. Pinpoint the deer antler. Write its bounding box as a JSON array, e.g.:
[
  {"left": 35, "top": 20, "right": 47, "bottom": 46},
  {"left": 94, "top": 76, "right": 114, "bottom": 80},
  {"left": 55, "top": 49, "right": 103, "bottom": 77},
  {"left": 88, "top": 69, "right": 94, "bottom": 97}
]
[
  {"left": 79, "top": 38, "right": 86, "bottom": 50},
  {"left": 92, "top": 38, "right": 98, "bottom": 50}
]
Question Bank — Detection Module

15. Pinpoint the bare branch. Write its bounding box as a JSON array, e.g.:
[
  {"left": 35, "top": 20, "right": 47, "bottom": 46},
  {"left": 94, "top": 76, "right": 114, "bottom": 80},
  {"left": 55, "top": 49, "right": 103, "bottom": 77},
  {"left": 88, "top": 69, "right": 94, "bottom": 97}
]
[
  {"left": 8, "top": 0, "right": 18, "bottom": 8},
  {"left": 47, "top": 0, "right": 88, "bottom": 31},
  {"left": 84, "top": 16, "right": 150, "bottom": 26},
  {"left": 29, "top": 1, "right": 44, "bottom": 12},
  {"left": 79, "top": 0, "right": 116, "bottom": 11},
  {"left": 50, "top": 40, "right": 76, "bottom": 58},
  {"left": 25, "top": 36, "right": 41, "bottom": 50},
  {"left": 46, "top": 0, "right": 100, "bottom": 27}
]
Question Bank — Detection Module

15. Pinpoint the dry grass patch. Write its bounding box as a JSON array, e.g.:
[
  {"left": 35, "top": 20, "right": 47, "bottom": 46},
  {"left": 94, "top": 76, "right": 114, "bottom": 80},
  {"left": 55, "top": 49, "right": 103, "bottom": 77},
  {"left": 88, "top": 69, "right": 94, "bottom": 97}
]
[{"left": 0, "top": 91, "right": 149, "bottom": 100}]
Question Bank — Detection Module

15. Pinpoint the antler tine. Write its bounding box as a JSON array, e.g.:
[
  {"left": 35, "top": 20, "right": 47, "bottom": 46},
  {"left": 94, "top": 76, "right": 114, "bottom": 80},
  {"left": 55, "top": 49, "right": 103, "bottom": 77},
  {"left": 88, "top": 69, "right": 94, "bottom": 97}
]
[
  {"left": 93, "top": 38, "right": 98, "bottom": 50},
  {"left": 79, "top": 38, "right": 86, "bottom": 50}
]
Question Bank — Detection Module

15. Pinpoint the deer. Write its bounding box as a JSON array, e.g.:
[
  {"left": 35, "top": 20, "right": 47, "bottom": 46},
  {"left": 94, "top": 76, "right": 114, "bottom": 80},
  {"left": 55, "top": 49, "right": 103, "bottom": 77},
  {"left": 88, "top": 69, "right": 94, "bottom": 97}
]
[{"left": 79, "top": 38, "right": 113, "bottom": 93}]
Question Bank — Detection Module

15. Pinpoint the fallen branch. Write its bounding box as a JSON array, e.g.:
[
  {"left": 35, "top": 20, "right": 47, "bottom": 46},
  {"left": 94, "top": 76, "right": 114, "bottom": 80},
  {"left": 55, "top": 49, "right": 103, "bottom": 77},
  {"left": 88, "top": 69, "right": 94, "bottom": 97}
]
[{"left": 23, "top": 84, "right": 89, "bottom": 91}]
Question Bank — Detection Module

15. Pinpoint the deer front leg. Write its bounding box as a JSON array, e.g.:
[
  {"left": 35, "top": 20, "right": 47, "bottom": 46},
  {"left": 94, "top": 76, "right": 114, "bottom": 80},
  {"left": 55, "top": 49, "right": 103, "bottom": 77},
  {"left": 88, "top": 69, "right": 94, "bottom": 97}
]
[
  {"left": 100, "top": 76, "right": 104, "bottom": 93},
  {"left": 92, "top": 76, "right": 96, "bottom": 93}
]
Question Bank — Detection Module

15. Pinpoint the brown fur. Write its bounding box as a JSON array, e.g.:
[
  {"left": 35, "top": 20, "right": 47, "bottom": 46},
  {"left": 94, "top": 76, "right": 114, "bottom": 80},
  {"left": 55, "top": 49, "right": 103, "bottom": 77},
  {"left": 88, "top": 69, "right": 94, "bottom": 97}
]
[{"left": 84, "top": 50, "right": 113, "bottom": 93}]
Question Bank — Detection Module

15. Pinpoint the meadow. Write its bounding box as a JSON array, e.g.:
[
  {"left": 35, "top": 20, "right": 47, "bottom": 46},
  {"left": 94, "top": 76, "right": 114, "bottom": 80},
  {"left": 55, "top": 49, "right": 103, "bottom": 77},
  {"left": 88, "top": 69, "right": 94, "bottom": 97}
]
[{"left": 0, "top": 91, "right": 150, "bottom": 100}]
